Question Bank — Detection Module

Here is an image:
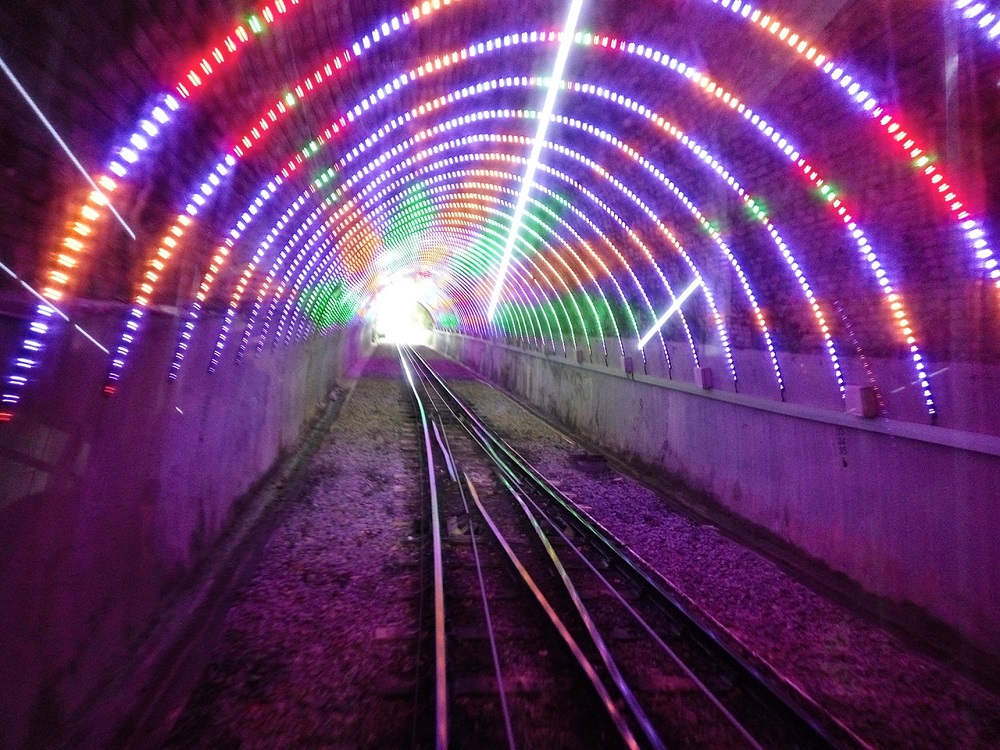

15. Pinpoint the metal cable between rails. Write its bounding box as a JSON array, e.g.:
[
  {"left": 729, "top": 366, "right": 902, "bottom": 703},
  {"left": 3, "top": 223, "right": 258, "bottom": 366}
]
[
  {"left": 462, "top": 475, "right": 641, "bottom": 750},
  {"left": 404, "top": 345, "right": 641, "bottom": 750},
  {"left": 428, "top": 388, "right": 517, "bottom": 750},
  {"left": 407, "top": 346, "right": 643, "bottom": 748},
  {"left": 405, "top": 346, "right": 864, "bottom": 750}
]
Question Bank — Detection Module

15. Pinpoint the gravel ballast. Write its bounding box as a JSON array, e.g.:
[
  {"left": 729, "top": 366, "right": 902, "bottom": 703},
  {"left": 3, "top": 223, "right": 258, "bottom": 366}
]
[
  {"left": 165, "top": 350, "right": 427, "bottom": 749},
  {"left": 433, "top": 350, "right": 1000, "bottom": 749},
  {"left": 163, "top": 346, "right": 1000, "bottom": 748}
]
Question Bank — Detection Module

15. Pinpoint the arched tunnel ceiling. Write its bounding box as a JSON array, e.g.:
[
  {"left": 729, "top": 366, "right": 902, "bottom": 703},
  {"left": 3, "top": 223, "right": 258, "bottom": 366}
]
[{"left": 1, "top": 0, "right": 999, "bottom": 429}]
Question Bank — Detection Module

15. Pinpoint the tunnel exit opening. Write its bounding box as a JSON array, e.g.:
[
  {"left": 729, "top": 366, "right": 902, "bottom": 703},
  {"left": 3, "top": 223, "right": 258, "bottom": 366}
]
[{"left": 370, "top": 279, "right": 435, "bottom": 345}]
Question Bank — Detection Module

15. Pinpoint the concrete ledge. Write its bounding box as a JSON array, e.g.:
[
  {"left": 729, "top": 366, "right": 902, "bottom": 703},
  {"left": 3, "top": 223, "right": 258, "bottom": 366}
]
[
  {"left": 437, "top": 332, "right": 1000, "bottom": 658},
  {"left": 444, "top": 333, "right": 1000, "bottom": 458}
]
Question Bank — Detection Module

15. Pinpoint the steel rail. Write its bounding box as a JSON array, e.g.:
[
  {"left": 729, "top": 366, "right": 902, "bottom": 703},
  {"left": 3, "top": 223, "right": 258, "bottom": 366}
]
[
  {"left": 463, "top": 475, "right": 640, "bottom": 750},
  {"left": 407, "top": 346, "right": 864, "bottom": 750},
  {"left": 495, "top": 467, "right": 667, "bottom": 750},
  {"left": 406, "top": 345, "right": 640, "bottom": 749},
  {"left": 408, "top": 347, "right": 650, "bottom": 749},
  {"left": 498, "top": 459, "right": 766, "bottom": 750},
  {"left": 398, "top": 349, "right": 448, "bottom": 750},
  {"left": 424, "top": 380, "right": 517, "bottom": 750}
]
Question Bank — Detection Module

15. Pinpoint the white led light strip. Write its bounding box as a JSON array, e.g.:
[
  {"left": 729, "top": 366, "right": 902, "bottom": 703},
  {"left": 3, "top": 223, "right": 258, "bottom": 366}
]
[
  {"left": 638, "top": 277, "right": 702, "bottom": 349},
  {"left": 0, "top": 53, "right": 136, "bottom": 240},
  {"left": 954, "top": 0, "right": 1000, "bottom": 44},
  {"left": 486, "top": 0, "right": 585, "bottom": 320}
]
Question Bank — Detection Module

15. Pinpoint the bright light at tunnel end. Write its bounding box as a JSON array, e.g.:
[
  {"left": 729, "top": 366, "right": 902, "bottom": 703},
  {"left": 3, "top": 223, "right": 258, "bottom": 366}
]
[
  {"left": 370, "top": 277, "right": 436, "bottom": 345},
  {"left": 638, "top": 277, "right": 702, "bottom": 349},
  {"left": 486, "top": 0, "right": 586, "bottom": 321}
]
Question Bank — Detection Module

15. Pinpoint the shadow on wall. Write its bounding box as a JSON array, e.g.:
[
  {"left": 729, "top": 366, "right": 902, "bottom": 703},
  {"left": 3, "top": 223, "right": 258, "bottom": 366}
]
[{"left": 0, "top": 305, "right": 370, "bottom": 750}]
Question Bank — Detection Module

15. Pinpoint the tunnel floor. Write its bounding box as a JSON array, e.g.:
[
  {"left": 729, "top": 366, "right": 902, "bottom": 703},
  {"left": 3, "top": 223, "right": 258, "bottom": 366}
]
[{"left": 162, "top": 347, "right": 1000, "bottom": 749}]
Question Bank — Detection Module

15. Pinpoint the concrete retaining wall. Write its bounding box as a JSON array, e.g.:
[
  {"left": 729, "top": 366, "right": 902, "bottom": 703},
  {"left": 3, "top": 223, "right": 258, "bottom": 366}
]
[
  {"left": 0, "top": 306, "right": 369, "bottom": 750},
  {"left": 437, "top": 332, "right": 1000, "bottom": 659}
]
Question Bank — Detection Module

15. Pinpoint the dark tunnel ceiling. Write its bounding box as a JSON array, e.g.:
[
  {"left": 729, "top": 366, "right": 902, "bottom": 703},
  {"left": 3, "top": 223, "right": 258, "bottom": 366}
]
[{"left": 1, "top": 0, "right": 999, "bottom": 429}]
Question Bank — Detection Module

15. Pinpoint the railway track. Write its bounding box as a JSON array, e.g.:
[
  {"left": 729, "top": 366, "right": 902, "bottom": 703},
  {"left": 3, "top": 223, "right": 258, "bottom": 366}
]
[{"left": 399, "top": 345, "right": 868, "bottom": 750}]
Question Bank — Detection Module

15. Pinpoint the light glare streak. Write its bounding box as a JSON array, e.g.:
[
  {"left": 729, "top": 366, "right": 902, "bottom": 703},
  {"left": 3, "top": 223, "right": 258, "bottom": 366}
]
[
  {"left": 638, "top": 277, "right": 701, "bottom": 349},
  {"left": 0, "top": 53, "right": 136, "bottom": 240},
  {"left": 0, "top": 259, "right": 109, "bottom": 353},
  {"left": 486, "top": 0, "right": 585, "bottom": 319}
]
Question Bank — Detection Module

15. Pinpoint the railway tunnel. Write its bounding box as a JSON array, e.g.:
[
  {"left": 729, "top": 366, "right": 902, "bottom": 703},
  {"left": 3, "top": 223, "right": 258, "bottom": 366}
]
[{"left": 2, "top": 0, "right": 1000, "bottom": 746}]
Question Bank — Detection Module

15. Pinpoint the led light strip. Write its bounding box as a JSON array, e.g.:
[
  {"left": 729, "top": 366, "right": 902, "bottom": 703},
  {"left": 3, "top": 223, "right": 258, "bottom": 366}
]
[
  {"left": 434, "top": 194, "right": 594, "bottom": 353},
  {"left": 212, "top": 192, "right": 319, "bottom": 371},
  {"left": 438, "top": 182, "right": 612, "bottom": 354},
  {"left": 1, "top": 1, "right": 314, "bottom": 413},
  {"left": 258, "top": 36, "right": 886, "bottom": 394},
  {"left": 40, "top": 0, "right": 465, "bottom": 399},
  {"left": 339, "top": 130, "right": 691, "bottom": 364},
  {"left": 381, "top": 167, "right": 641, "bottom": 358},
  {"left": 0, "top": 263, "right": 107, "bottom": 353},
  {"left": 349, "top": 27, "right": 933, "bottom": 408},
  {"left": 175, "top": 0, "right": 304, "bottom": 98},
  {"left": 169, "top": 177, "right": 301, "bottom": 376},
  {"left": 306, "top": 30, "right": 924, "bottom": 404},
  {"left": 218, "top": 128, "right": 640, "bottom": 368},
  {"left": 324, "top": 145, "right": 676, "bottom": 365},
  {"left": 23, "top": 0, "right": 304, "bottom": 310},
  {"left": 268, "top": 181, "right": 572, "bottom": 352},
  {"left": 15, "top": 14, "right": 944, "bottom": 420},
  {"left": 703, "top": 0, "right": 992, "bottom": 412},
  {"left": 105, "top": 155, "right": 239, "bottom": 391},
  {"left": 328, "top": 120, "right": 737, "bottom": 385},
  {"left": 152, "top": 6, "right": 491, "bottom": 378},
  {"left": 102, "top": 2, "right": 469, "bottom": 387},
  {"left": 281, "top": 199, "right": 574, "bottom": 353},
  {"left": 167, "top": 37, "right": 710, "bottom": 378},
  {"left": 227, "top": 192, "right": 350, "bottom": 366},
  {"left": 707, "top": 0, "right": 993, "bottom": 275},
  {"left": 541, "top": 109, "right": 788, "bottom": 391},
  {"left": 954, "top": 0, "right": 1000, "bottom": 46},
  {"left": 286, "top": 135, "right": 672, "bottom": 362},
  {"left": 359, "top": 194, "right": 585, "bottom": 350},
  {"left": 365, "top": 219, "right": 557, "bottom": 347},
  {"left": 30, "top": 0, "right": 310, "bottom": 309},
  {"left": 329, "top": 219, "right": 550, "bottom": 347},
  {"left": 36, "top": 0, "right": 307, "bottom": 302},
  {"left": 246, "top": 140, "right": 672, "bottom": 370},
  {"left": 0, "top": 262, "right": 110, "bottom": 420},
  {"left": 232, "top": 197, "right": 516, "bottom": 352},
  {"left": 341, "top": 167, "right": 630, "bottom": 355},
  {"left": 310, "top": 176, "right": 608, "bottom": 352},
  {"left": 558, "top": 80, "right": 839, "bottom": 391},
  {"left": 94, "top": 25, "right": 928, "bottom": 406},
  {"left": 583, "top": 30, "right": 935, "bottom": 412}
]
